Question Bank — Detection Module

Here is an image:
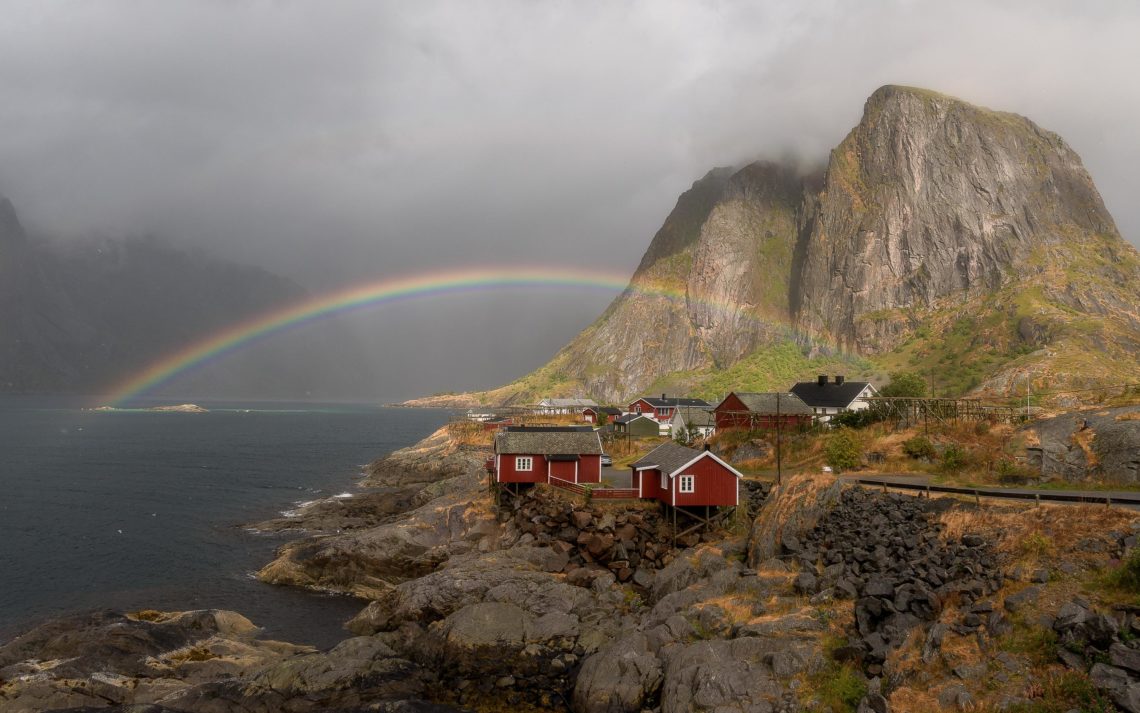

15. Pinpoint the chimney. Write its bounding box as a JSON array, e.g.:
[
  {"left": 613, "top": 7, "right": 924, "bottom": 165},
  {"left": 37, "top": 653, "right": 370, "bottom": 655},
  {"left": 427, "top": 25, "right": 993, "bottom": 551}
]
[
  {"left": 835, "top": 375, "right": 845, "bottom": 385},
  {"left": 703, "top": 443, "right": 710, "bottom": 451},
  {"left": 661, "top": 393, "right": 667, "bottom": 400},
  {"left": 817, "top": 375, "right": 827, "bottom": 386}
]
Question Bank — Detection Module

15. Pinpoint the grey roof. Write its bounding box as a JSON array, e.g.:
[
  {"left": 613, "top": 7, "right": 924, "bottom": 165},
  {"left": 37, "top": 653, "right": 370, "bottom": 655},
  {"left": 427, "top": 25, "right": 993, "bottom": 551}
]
[
  {"left": 720, "top": 392, "right": 813, "bottom": 415},
  {"left": 636, "top": 396, "right": 712, "bottom": 408},
  {"left": 790, "top": 381, "right": 875, "bottom": 409},
  {"left": 631, "top": 442, "right": 703, "bottom": 474},
  {"left": 673, "top": 406, "right": 715, "bottom": 427},
  {"left": 615, "top": 413, "right": 656, "bottom": 425},
  {"left": 495, "top": 430, "right": 603, "bottom": 456}
]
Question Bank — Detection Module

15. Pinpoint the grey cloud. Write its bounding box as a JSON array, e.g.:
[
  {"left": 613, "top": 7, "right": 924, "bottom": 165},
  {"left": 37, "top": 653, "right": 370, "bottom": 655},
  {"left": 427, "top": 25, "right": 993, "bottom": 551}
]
[{"left": 0, "top": 0, "right": 1136, "bottom": 399}]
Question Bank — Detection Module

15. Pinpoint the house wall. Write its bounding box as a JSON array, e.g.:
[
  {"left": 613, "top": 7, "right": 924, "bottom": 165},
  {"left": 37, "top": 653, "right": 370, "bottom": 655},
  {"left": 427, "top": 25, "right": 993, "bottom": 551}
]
[
  {"left": 497, "top": 453, "right": 548, "bottom": 483},
  {"left": 579, "top": 455, "right": 602, "bottom": 484},
  {"left": 673, "top": 456, "right": 739, "bottom": 507},
  {"left": 625, "top": 418, "right": 661, "bottom": 437},
  {"left": 634, "top": 467, "right": 667, "bottom": 501},
  {"left": 549, "top": 459, "right": 578, "bottom": 483}
]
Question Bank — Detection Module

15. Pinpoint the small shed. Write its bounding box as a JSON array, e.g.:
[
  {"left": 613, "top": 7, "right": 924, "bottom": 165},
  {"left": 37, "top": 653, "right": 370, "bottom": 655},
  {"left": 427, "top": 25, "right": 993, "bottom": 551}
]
[
  {"left": 670, "top": 406, "right": 716, "bottom": 439},
  {"left": 630, "top": 442, "right": 742, "bottom": 507},
  {"left": 493, "top": 427, "right": 604, "bottom": 485},
  {"left": 713, "top": 392, "right": 814, "bottom": 431},
  {"left": 614, "top": 413, "right": 662, "bottom": 437}
]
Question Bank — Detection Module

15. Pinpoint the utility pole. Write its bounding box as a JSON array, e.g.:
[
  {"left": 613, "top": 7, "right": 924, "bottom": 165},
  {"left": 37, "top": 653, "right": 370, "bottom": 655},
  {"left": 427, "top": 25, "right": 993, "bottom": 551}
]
[
  {"left": 775, "top": 392, "right": 783, "bottom": 486},
  {"left": 1026, "top": 371, "right": 1031, "bottom": 421}
]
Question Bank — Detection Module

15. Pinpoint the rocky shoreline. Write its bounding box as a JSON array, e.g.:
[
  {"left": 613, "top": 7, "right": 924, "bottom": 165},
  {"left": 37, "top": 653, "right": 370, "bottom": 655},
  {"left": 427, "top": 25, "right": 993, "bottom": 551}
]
[{"left": 5, "top": 426, "right": 1140, "bottom": 712}]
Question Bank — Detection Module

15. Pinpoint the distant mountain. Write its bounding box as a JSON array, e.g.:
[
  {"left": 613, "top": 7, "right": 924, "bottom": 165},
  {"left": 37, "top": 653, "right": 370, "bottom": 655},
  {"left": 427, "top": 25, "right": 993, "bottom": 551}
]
[
  {"left": 0, "top": 197, "right": 374, "bottom": 399},
  {"left": 407, "top": 85, "right": 1140, "bottom": 407}
]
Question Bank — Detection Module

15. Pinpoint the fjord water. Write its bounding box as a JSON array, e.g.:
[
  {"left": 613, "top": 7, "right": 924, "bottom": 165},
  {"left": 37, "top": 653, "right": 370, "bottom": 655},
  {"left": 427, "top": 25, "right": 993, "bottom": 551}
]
[{"left": 0, "top": 396, "right": 449, "bottom": 648}]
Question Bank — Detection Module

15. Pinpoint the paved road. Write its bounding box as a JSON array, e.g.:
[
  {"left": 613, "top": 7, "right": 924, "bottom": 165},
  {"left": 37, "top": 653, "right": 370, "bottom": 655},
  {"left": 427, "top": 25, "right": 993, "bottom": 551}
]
[{"left": 601, "top": 466, "right": 631, "bottom": 488}]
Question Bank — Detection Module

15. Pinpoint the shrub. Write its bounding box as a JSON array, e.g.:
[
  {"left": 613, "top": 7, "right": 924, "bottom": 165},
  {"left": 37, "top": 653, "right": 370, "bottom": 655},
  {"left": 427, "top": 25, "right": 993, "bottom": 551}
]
[
  {"left": 1105, "top": 548, "right": 1140, "bottom": 592},
  {"left": 901, "top": 436, "right": 936, "bottom": 460},
  {"left": 811, "top": 663, "right": 867, "bottom": 712},
  {"left": 940, "top": 442, "right": 970, "bottom": 473},
  {"left": 996, "top": 458, "right": 1034, "bottom": 484},
  {"left": 880, "top": 371, "right": 927, "bottom": 398},
  {"left": 825, "top": 429, "right": 863, "bottom": 472},
  {"left": 830, "top": 408, "right": 883, "bottom": 429},
  {"left": 974, "top": 419, "right": 992, "bottom": 436}
]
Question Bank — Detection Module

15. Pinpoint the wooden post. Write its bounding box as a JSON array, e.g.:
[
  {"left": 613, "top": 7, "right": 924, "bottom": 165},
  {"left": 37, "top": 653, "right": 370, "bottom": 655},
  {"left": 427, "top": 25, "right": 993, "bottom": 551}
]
[{"left": 672, "top": 506, "right": 677, "bottom": 549}]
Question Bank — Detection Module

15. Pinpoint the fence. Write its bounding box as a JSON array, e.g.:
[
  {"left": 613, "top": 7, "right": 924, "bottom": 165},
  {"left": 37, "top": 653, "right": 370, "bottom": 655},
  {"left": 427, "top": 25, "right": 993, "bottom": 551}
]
[
  {"left": 548, "top": 476, "right": 638, "bottom": 500},
  {"left": 852, "top": 478, "right": 1140, "bottom": 508}
]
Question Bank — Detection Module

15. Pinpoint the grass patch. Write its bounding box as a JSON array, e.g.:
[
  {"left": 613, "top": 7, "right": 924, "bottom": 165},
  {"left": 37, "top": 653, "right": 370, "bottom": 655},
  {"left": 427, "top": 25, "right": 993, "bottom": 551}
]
[
  {"left": 1002, "top": 670, "right": 1114, "bottom": 712},
  {"left": 808, "top": 662, "right": 867, "bottom": 712}
]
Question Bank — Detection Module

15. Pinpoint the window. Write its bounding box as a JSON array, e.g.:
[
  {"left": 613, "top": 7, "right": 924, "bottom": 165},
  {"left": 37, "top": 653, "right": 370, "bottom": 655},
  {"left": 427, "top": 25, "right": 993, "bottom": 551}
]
[
  {"left": 635, "top": 405, "right": 642, "bottom": 414},
  {"left": 679, "top": 475, "right": 695, "bottom": 493},
  {"left": 515, "top": 457, "right": 533, "bottom": 471},
  {"left": 660, "top": 472, "right": 667, "bottom": 490}
]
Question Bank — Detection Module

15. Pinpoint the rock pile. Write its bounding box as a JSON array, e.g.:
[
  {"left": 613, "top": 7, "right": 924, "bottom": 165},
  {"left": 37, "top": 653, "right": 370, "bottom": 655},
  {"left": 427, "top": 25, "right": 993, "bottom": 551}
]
[
  {"left": 790, "top": 488, "right": 1000, "bottom": 674},
  {"left": 1049, "top": 598, "right": 1140, "bottom": 711},
  {"left": 500, "top": 485, "right": 766, "bottom": 588}
]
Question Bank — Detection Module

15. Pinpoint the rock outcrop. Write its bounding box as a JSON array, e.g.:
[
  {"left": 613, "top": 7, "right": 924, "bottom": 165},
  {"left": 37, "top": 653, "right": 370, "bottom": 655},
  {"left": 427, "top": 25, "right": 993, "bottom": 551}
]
[{"left": 1026, "top": 405, "right": 1140, "bottom": 484}]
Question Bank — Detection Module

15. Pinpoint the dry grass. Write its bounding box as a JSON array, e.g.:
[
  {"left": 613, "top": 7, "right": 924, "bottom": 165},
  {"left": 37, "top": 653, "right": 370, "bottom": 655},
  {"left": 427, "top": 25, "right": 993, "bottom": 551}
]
[
  {"left": 1116, "top": 411, "right": 1140, "bottom": 422},
  {"left": 1072, "top": 427, "right": 1099, "bottom": 469},
  {"left": 937, "top": 504, "right": 1136, "bottom": 567},
  {"left": 888, "top": 688, "right": 941, "bottom": 712}
]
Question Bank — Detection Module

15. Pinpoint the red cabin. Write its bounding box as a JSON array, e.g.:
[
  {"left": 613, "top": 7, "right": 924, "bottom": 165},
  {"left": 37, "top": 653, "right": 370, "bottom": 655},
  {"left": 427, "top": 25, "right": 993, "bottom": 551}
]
[
  {"left": 630, "top": 442, "right": 742, "bottom": 507},
  {"left": 493, "top": 427, "right": 603, "bottom": 486},
  {"left": 713, "top": 392, "right": 814, "bottom": 431}
]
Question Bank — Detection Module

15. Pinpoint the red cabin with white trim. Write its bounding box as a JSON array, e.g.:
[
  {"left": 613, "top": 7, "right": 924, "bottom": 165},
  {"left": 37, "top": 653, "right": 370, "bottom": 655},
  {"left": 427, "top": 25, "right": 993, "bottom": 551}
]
[
  {"left": 630, "top": 442, "right": 741, "bottom": 507},
  {"left": 493, "top": 427, "right": 603, "bottom": 486}
]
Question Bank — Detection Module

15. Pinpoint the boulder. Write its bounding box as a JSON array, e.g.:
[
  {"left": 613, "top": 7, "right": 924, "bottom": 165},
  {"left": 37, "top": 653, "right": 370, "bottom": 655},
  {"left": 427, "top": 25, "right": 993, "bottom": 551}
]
[{"left": 747, "top": 474, "right": 842, "bottom": 567}]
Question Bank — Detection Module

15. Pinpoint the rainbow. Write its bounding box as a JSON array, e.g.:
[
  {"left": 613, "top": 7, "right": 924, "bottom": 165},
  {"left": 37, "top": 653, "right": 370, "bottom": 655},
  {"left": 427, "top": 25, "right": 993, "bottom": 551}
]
[{"left": 102, "top": 265, "right": 700, "bottom": 406}]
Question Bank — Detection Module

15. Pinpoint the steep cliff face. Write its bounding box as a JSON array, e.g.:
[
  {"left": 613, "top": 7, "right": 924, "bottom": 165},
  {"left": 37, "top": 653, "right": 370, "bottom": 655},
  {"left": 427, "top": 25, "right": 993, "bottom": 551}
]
[
  {"left": 793, "top": 85, "right": 1124, "bottom": 353},
  {"left": 414, "top": 85, "right": 1139, "bottom": 407},
  {"left": 505, "top": 162, "right": 806, "bottom": 403}
]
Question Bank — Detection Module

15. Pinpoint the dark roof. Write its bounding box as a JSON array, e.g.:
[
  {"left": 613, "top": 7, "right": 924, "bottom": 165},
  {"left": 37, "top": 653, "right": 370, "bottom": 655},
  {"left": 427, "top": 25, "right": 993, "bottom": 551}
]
[
  {"left": 673, "top": 406, "right": 716, "bottom": 427},
  {"left": 634, "top": 396, "right": 712, "bottom": 408},
  {"left": 505, "top": 425, "right": 593, "bottom": 432},
  {"left": 789, "top": 381, "right": 875, "bottom": 409},
  {"left": 631, "top": 442, "right": 703, "bottom": 474},
  {"left": 599, "top": 407, "right": 623, "bottom": 416},
  {"left": 495, "top": 430, "right": 603, "bottom": 456},
  {"left": 615, "top": 413, "right": 656, "bottom": 425},
  {"left": 719, "top": 392, "right": 813, "bottom": 415}
]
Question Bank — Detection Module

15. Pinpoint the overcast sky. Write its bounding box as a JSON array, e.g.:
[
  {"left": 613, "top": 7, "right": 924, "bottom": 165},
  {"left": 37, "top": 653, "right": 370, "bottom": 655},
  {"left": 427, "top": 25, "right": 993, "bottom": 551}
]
[{"left": 1, "top": 1, "right": 1137, "bottom": 400}]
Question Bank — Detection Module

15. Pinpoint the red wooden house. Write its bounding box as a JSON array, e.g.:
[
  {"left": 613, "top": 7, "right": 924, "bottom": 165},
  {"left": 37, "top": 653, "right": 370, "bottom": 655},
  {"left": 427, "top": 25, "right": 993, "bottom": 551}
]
[
  {"left": 493, "top": 427, "right": 603, "bottom": 486},
  {"left": 713, "top": 392, "right": 814, "bottom": 431},
  {"left": 627, "top": 394, "right": 713, "bottom": 422},
  {"left": 630, "top": 442, "right": 742, "bottom": 507}
]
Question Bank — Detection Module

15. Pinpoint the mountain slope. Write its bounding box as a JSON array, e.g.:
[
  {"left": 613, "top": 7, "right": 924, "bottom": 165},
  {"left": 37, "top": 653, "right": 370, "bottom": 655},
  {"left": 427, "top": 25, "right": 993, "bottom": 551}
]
[
  {"left": 0, "top": 196, "right": 375, "bottom": 399},
  {"left": 410, "top": 85, "right": 1140, "bottom": 407}
]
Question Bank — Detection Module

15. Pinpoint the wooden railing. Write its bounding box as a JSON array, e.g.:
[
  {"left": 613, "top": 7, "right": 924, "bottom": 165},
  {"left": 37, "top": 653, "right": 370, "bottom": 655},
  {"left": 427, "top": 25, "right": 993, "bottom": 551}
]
[{"left": 547, "top": 476, "right": 639, "bottom": 500}]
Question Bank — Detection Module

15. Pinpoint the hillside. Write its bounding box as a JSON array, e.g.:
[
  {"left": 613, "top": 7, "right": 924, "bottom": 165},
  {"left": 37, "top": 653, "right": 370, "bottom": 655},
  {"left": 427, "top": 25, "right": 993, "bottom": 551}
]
[
  {"left": 0, "top": 196, "right": 375, "bottom": 399},
  {"left": 404, "top": 85, "right": 1140, "bottom": 408}
]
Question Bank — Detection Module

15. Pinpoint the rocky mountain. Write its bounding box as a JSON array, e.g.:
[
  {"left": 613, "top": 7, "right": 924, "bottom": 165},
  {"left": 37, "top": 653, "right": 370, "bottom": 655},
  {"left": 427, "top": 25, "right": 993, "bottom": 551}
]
[
  {"left": 413, "top": 85, "right": 1140, "bottom": 407},
  {"left": 0, "top": 196, "right": 374, "bottom": 399}
]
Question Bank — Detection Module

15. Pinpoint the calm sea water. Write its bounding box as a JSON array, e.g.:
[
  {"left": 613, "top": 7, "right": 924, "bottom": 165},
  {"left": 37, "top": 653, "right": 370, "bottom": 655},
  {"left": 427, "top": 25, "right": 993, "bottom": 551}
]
[{"left": 0, "top": 396, "right": 450, "bottom": 649}]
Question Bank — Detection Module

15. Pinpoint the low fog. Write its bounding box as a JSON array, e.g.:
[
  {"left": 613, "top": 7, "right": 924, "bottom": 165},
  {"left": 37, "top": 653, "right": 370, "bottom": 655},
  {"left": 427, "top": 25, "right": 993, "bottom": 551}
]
[{"left": 1, "top": 1, "right": 1137, "bottom": 400}]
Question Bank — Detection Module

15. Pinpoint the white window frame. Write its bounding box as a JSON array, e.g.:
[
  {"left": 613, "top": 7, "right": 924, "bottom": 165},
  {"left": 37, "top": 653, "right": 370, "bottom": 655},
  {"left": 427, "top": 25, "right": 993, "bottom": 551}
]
[
  {"left": 515, "top": 456, "right": 533, "bottom": 471},
  {"left": 679, "top": 474, "right": 695, "bottom": 493},
  {"left": 635, "top": 405, "right": 642, "bottom": 414},
  {"left": 660, "top": 472, "right": 667, "bottom": 490}
]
